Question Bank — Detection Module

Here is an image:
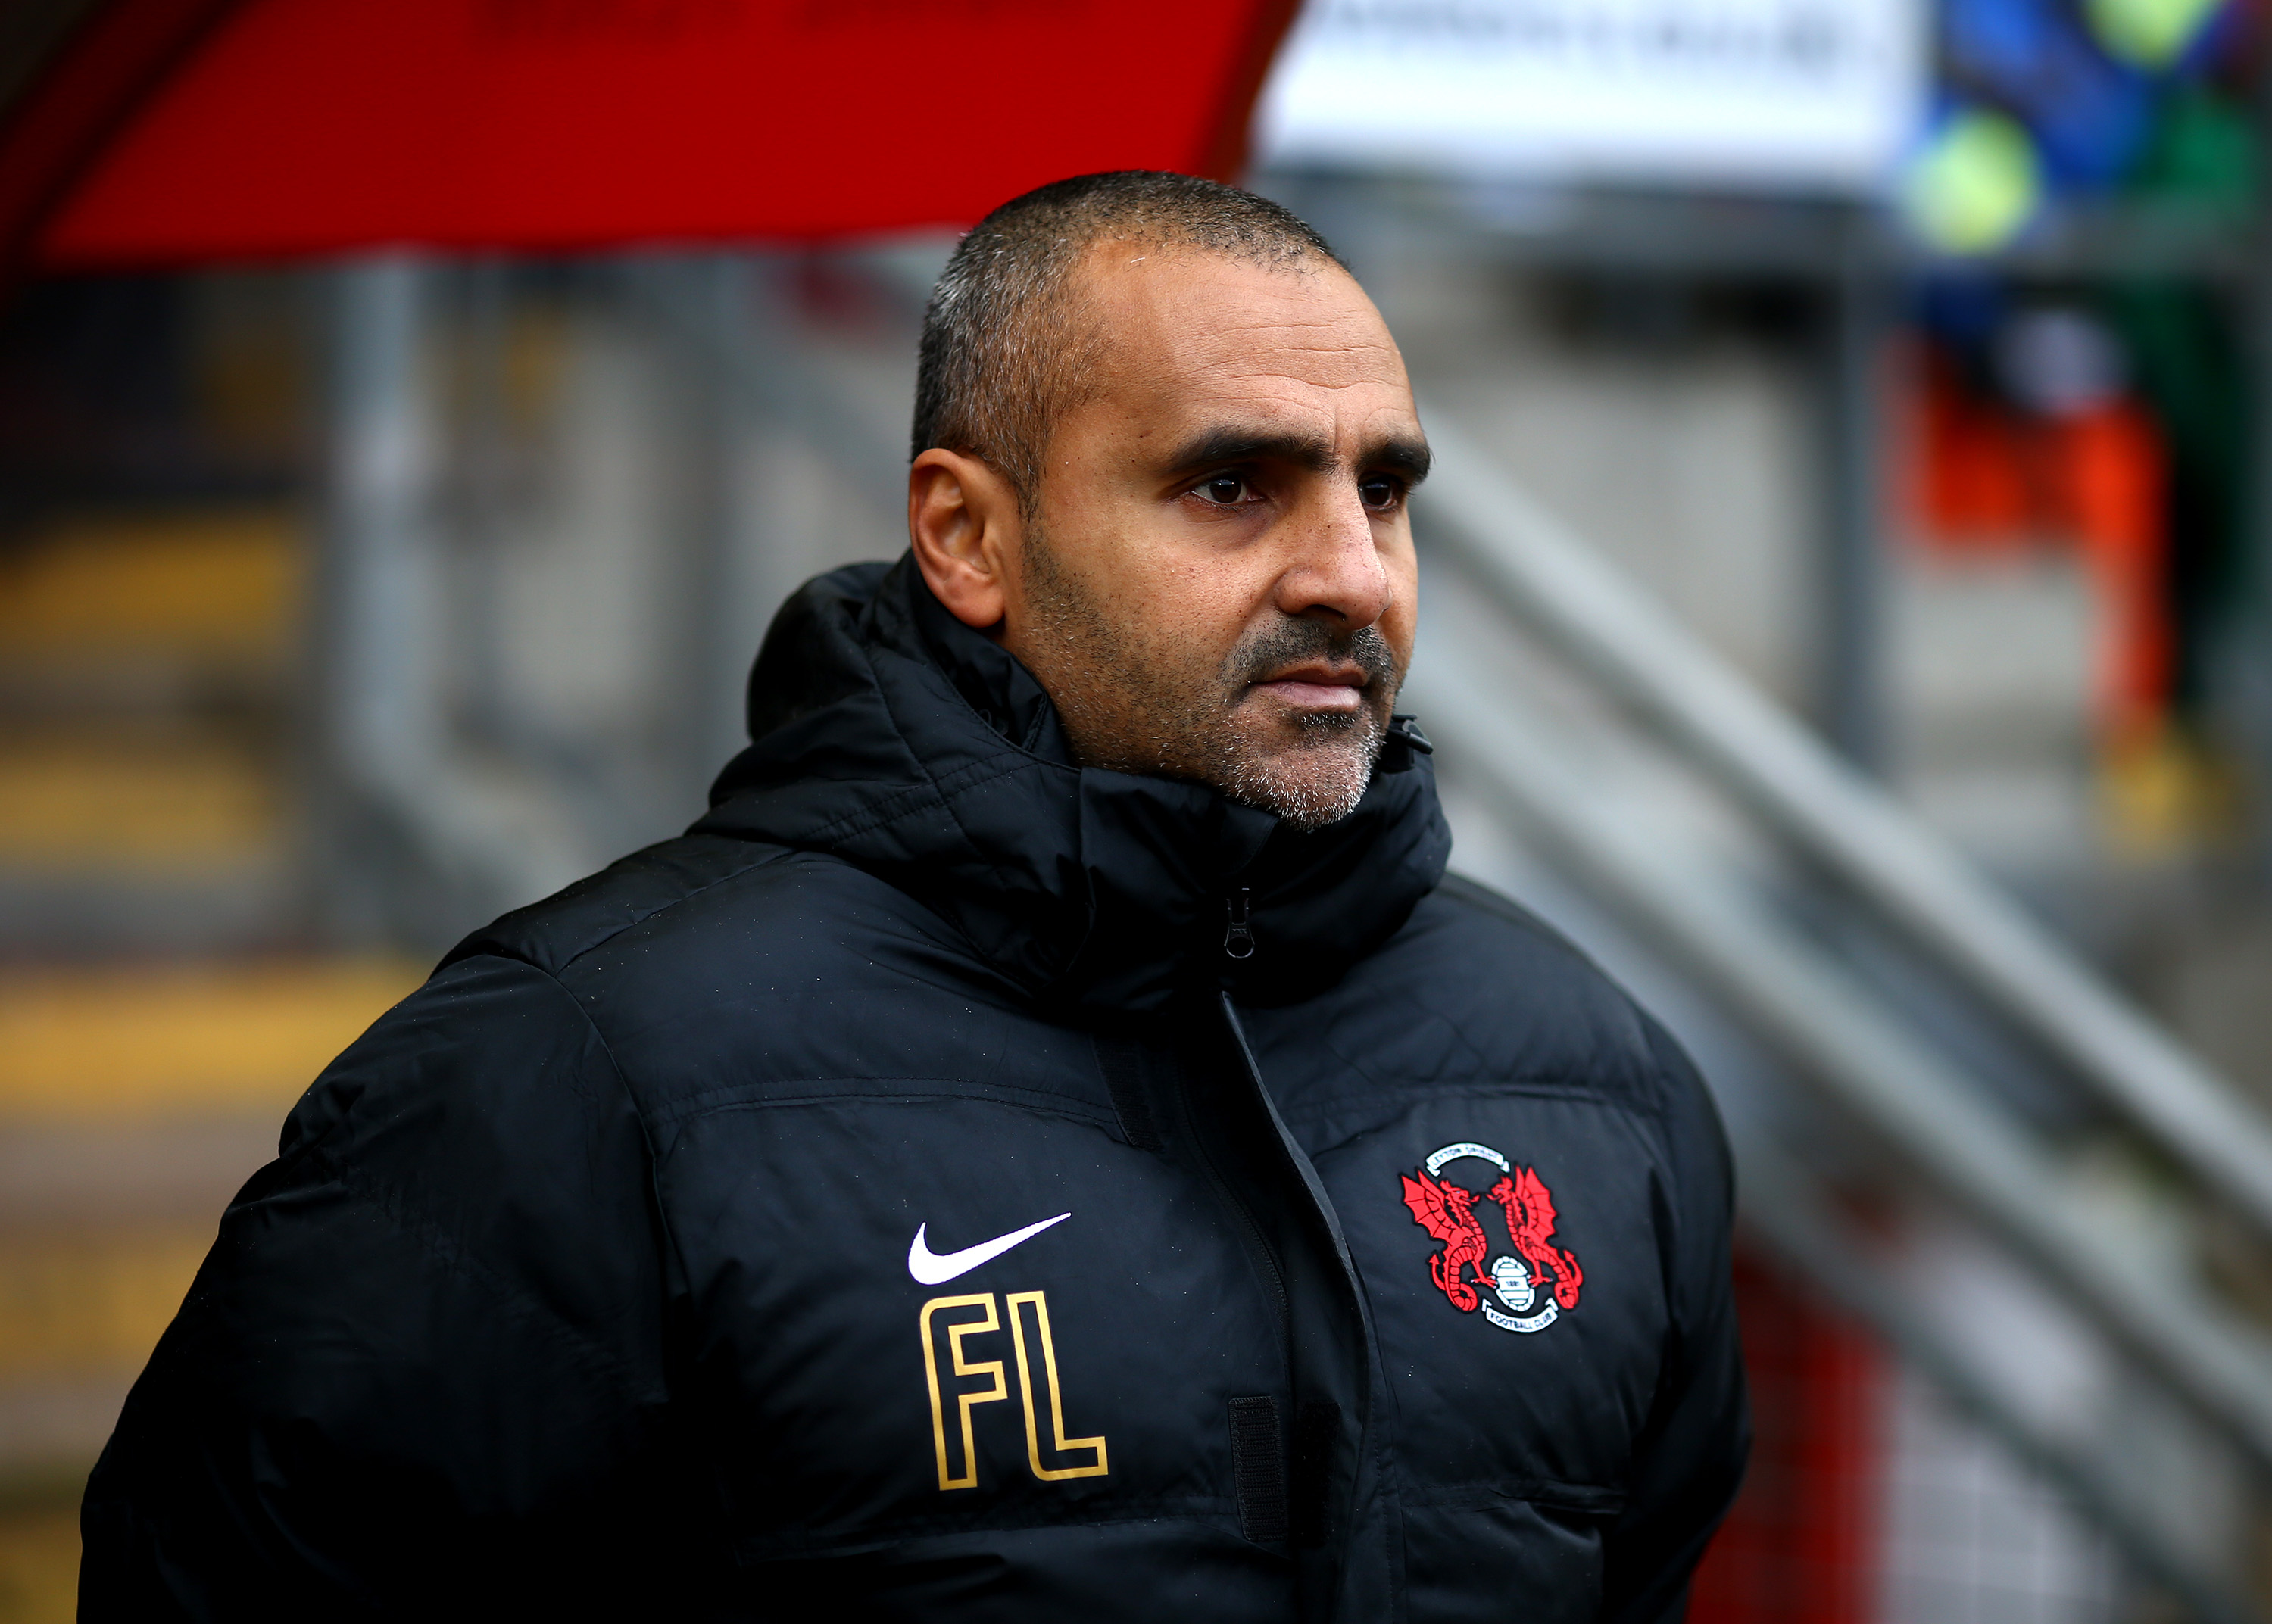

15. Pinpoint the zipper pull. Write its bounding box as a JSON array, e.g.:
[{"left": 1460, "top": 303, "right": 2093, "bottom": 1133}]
[
  {"left": 1389, "top": 714, "right": 1433, "bottom": 755},
  {"left": 1222, "top": 887, "right": 1256, "bottom": 961}
]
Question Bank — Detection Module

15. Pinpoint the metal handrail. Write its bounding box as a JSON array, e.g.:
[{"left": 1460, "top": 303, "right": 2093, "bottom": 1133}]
[
  {"left": 1736, "top": 1133, "right": 2258, "bottom": 1624},
  {"left": 323, "top": 259, "right": 600, "bottom": 921},
  {"left": 1416, "top": 416, "right": 2272, "bottom": 1245}
]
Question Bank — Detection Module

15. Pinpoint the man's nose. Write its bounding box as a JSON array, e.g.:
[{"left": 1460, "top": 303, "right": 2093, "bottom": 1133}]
[{"left": 1275, "top": 480, "right": 1393, "bottom": 629}]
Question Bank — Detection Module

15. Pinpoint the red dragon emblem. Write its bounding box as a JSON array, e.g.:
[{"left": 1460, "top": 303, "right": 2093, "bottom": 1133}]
[{"left": 1401, "top": 1142, "right": 1582, "bottom": 1334}]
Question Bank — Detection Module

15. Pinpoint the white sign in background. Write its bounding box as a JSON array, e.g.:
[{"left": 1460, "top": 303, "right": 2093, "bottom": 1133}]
[{"left": 1255, "top": 0, "right": 1927, "bottom": 194}]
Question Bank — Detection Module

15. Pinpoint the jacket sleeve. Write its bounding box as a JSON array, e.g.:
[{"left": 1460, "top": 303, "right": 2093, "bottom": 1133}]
[
  {"left": 79, "top": 953, "right": 694, "bottom": 1622},
  {"left": 1599, "top": 1016, "right": 1752, "bottom": 1624}
]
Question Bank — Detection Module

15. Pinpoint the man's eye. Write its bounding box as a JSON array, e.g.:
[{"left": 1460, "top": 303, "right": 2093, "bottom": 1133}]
[
  {"left": 1194, "top": 475, "right": 1252, "bottom": 507},
  {"left": 1359, "top": 476, "right": 1404, "bottom": 511}
]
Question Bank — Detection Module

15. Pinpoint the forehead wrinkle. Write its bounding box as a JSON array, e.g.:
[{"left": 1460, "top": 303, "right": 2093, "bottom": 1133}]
[
  {"left": 1179, "top": 318, "right": 1399, "bottom": 361},
  {"left": 1094, "top": 260, "right": 1393, "bottom": 353},
  {"left": 1165, "top": 318, "right": 1407, "bottom": 374},
  {"left": 1160, "top": 344, "right": 1409, "bottom": 401},
  {"left": 1063, "top": 254, "right": 1417, "bottom": 469}
]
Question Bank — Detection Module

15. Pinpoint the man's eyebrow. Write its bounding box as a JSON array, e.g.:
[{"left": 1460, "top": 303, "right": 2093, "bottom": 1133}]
[
  {"left": 1369, "top": 434, "right": 1432, "bottom": 486},
  {"left": 1163, "top": 425, "right": 1335, "bottom": 475},
  {"left": 1161, "top": 425, "right": 1434, "bottom": 485}
]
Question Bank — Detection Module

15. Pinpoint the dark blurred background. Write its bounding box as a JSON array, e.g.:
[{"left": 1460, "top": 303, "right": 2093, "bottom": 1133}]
[{"left": 5, "top": 2, "right": 2272, "bottom": 1619}]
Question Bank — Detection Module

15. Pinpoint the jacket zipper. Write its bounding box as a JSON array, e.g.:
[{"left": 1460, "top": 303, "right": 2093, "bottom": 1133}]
[
  {"left": 1219, "top": 990, "right": 1372, "bottom": 1581},
  {"left": 1169, "top": 1023, "right": 1290, "bottom": 1359},
  {"left": 1222, "top": 888, "right": 1256, "bottom": 960},
  {"left": 1209, "top": 997, "right": 1289, "bottom": 1349}
]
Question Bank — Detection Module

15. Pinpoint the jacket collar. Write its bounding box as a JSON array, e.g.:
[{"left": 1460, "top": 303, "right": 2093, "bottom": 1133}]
[{"left": 693, "top": 556, "right": 1451, "bottom": 1015}]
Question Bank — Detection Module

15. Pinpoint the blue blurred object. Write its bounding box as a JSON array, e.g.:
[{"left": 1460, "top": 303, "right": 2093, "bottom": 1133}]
[
  {"left": 1943, "top": 0, "right": 2159, "bottom": 189},
  {"left": 1915, "top": 273, "right": 2010, "bottom": 353}
]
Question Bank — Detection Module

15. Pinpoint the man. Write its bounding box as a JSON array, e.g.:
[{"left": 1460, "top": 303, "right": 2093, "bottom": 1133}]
[{"left": 85, "top": 172, "right": 1746, "bottom": 1622}]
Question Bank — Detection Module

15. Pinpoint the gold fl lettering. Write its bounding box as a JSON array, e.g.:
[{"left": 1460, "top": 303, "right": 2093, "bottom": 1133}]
[{"left": 920, "top": 1291, "right": 1108, "bottom": 1491}]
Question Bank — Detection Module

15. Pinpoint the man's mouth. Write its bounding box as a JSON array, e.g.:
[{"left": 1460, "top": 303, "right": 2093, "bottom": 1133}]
[{"left": 1252, "top": 662, "right": 1369, "bottom": 712}]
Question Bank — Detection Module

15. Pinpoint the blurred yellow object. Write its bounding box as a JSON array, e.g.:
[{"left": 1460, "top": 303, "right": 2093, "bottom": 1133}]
[
  {"left": 1901, "top": 109, "right": 2043, "bottom": 257},
  {"left": 0, "top": 960, "right": 425, "bottom": 1124},
  {"left": 0, "top": 1510, "right": 76, "bottom": 1624},
  {"left": 2085, "top": 0, "right": 2223, "bottom": 67},
  {"left": 0, "top": 743, "right": 277, "bottom": 871},
  {"left": 0, "top": 513, "right": 301, "bottom": 665},
  {"left": 2099, "top": 722, "right": 2245, "bottom": 857},
  {"left": 0, "top": 958, "right": 426, "bottom": 1604},
  {"left": 0, "top": 1232, "right": 208, "bottom": 1381}
]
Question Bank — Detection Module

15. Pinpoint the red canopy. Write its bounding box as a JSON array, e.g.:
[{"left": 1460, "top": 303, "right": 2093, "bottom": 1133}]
[{"left": 0, "top": 0, "right": 1300, "bottom": 273}]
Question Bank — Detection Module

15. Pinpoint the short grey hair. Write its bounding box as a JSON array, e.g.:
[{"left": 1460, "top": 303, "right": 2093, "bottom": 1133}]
[{"left": 910, "top": 171, "right": 1347, "bottom": 508}]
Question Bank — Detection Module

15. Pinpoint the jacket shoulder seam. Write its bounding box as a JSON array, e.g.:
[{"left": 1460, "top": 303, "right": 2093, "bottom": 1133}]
[
  {"left": 1425, "top": 873, "right": 1690, "bottom": 1117},
  {"left": 320, "top": 953, "right": 675, "bottom": 1387},
  {"left": 512, "top": 955, "right": 690, "bottom": 1299},
  {"left": 301, "top": 1095, "right": 648, "bottom": 1398},
  {"left": 647, "top": 1075, "right": 1122, "bottom": 1133},
  {"left": 467, "top": 843, "right": 802, "bottom": 979},
  {"left": 1281, "top": 1075, "right": 1670, "bottom": 1125}
]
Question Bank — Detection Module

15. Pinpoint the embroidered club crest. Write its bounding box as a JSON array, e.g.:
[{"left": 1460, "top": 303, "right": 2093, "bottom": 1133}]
[{"left": 1400, "top": 1141, "right": 1583, "bottom": 1334}]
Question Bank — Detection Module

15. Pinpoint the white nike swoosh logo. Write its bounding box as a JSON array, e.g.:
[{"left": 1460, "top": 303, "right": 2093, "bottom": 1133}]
[{"left": 907, "top": 1212, "right": 1071, "bottom": 1286}]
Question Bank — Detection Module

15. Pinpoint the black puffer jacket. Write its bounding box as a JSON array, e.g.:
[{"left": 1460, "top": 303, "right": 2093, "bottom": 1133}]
[{"left": 83, "top": 557, "right": 1747, "bottom": 1623}]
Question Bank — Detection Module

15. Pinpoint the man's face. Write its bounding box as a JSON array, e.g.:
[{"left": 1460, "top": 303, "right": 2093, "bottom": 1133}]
[{"left": 972, "top": 248, "right": 1425, "bottom": 830}]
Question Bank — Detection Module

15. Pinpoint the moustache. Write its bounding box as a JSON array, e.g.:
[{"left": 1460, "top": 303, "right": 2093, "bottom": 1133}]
[{"left": 1225, "top": 619, "right": 1401, "bottom": 693}]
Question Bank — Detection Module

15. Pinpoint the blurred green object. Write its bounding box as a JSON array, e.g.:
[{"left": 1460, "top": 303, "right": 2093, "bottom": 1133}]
[
  {"left": 2128, "top": 85, "right": 2258, "bottom": 208},
  {"left": 1902, "top": 108, "right": 2044, "bottom": 255},
  {"left": 2083, "top": 0, "right": 2224, "bottom": 68},
  {"left": 2100, "top": 281, "right": 2251, "bottom": 709}
]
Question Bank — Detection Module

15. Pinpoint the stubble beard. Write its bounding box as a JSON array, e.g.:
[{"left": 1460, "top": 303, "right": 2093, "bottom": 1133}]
[{"left": 1018, "top": 526, "right": 1401, "bottom": 832}]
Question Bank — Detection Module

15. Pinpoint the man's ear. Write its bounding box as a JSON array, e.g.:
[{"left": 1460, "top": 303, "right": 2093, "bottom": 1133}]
[{"left": 909, "top": 449, "right": 1022, "bottom": 631}]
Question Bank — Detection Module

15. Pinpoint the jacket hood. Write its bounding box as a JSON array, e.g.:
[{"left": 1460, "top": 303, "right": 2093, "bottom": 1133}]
[{"left": 692, "top": 556, "right": 1451, "bottom": 1014}]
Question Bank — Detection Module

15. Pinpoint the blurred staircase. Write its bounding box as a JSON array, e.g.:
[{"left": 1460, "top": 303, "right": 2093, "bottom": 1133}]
[
  {"left": 0, "top": 506, "right": 419, "bottom": 1622},
  {"left": 0, "top": 511, "right": 300, "bottom": 950}
]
